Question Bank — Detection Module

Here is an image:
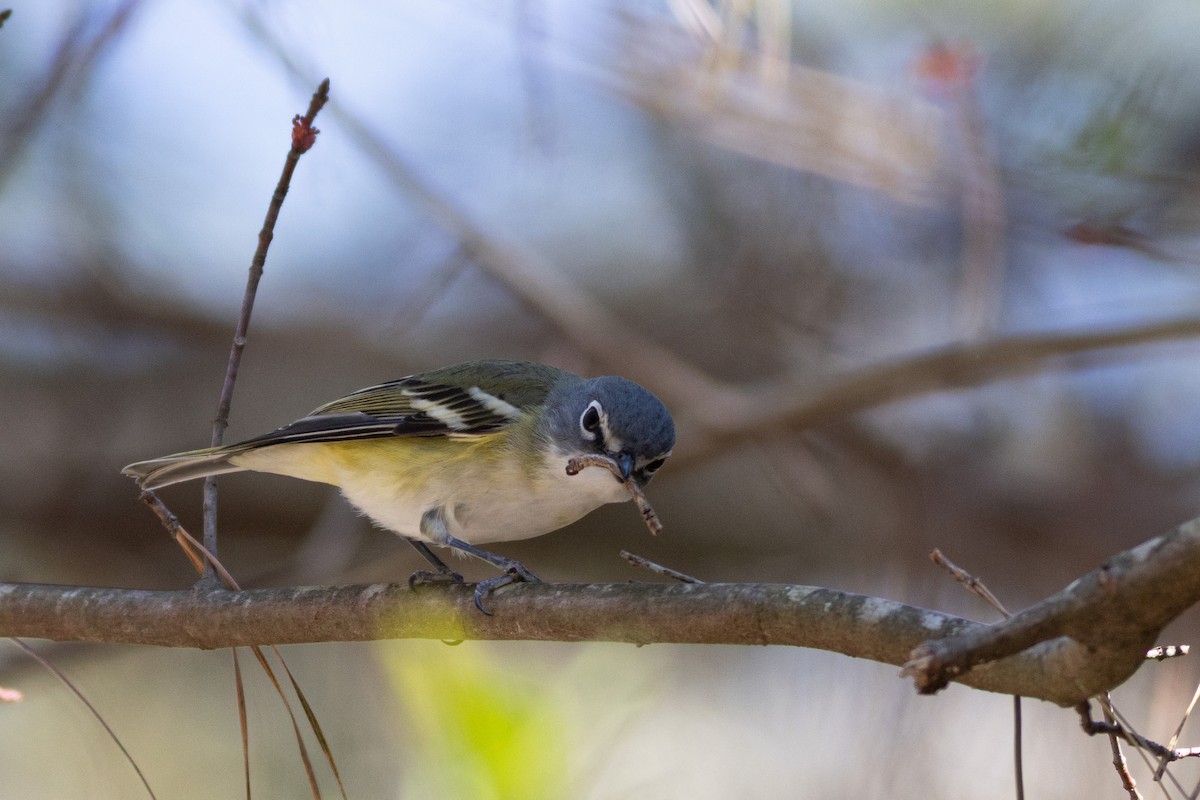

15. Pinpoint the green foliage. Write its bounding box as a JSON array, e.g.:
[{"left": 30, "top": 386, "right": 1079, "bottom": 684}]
[{"left": 382, "top": 641, "right": 572, "bottom": 799}]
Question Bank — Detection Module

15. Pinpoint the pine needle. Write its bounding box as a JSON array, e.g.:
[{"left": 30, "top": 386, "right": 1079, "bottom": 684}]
[
  {"left": 10, "top": 638, "right": 158, "bottom": 799},
  {"left": 233, "top": 649, "right": 252, "bottom": 800}
]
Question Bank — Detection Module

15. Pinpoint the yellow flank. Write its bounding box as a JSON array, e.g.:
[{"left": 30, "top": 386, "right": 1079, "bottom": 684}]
[{"left": 229, "top": 433, "right": 516, "bottom": 490}]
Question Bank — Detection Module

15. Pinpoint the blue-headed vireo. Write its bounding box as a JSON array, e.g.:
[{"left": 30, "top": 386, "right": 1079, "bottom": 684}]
[{"left": 123, "top": 359, "right": 676, "bottom": 612}]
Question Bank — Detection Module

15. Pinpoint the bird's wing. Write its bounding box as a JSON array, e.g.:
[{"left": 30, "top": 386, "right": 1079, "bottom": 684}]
[
  {"left": 232, "top": 377, "right": 530, "bottom": 449},
  {"left": 229, "top": 360, "right": 572, "bottom": 450}
]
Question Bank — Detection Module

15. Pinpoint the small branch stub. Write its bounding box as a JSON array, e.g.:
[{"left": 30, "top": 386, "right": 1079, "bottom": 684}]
[{"left": 620, "top": 550, "right": 701, "bottom": 583}]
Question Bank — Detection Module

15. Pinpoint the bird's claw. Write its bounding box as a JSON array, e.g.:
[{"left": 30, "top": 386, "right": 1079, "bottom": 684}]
[
  {"left": 407, "top": 568, "right": 464, "bottom": 590},
  {"left": 472, "top": 562, "right": 542, "bottom": 615}
]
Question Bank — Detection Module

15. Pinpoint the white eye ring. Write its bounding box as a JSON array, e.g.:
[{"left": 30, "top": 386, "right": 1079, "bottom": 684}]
[{"left": 580, "top": 400, "right": 603, "bottom": 439}]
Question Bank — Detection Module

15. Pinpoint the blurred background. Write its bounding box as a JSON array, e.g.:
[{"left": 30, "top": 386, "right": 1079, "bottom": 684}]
[{"left": 5, "top": 0, "right": 1200, "bottom": 797}]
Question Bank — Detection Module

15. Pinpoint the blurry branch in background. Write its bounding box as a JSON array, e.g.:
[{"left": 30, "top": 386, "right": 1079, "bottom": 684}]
[
  {"left": 238, "top": 7, "right": 726, "bottom": 396},
  {"left": 237, "top": 6, "right": 1200, "bottom": 488},
  {"left": 382, "top": 243, "right": 474, "bottom": 336},
  {"left": 679, "top": 315, "right": 1200, "bottom": 464},
  {"left": 9, "top": 272, "right": 1200, "bottom": 475},
  {"left": 0, "top": 273, "right": 231, "bottom": 341},
  {"left": 666, "top": 0, "right": 791, "bottom": 89},
  {"left": 514, "top": 0, "right": 556, "bottom": 153},
  {"left": 914, "top": 41, "right": 1007, "bottom": 338},
  {"left": 0, "top": 0, "right": 144, "bottom": 191},
  {"left": 7, "top": 511, "right": 1200, "bottom": 711},
  {"left": 623, "top": 9, "right": 940, "bottom": 206}
]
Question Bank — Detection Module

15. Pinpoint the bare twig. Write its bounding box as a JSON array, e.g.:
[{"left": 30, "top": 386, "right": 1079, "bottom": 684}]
[
  {"left": 1085, "top": 697, "right": 1194, "bottom": 798},
  {"left": 139, "top": 490, "right": 205, "bottom": 574},
  {"left": 1102, "top": 699, "right": 1155, "bottom": 799},
  {"left": 1079, "top": 699, "right": 1200, "bottom": 768},
  {"left": 1148, "top": 645, "right": 1190, "bottom": 661},
  {"left": 927, "top": 549, "right": 1022, "bottom": 800},
  {"left": 201, "top": 78, "right": 330, "bottom": 579},
  {"left": 8, "top": 638, "right": 158, "bottom": 799},
  {"left": 620, "top": 550, "right": 702, "bottom": 583},
  {"left": 1108, "top": 698, "right": 1193, "bottom": 798},
  {"left": 141, "top": 491, "right": 237, "bottom": 588},
  {"left": 565, "top": 454, "right": 663, "bottom": 535},
  {"left": 929, "top": 548, "right": 1011, "bottom": 618},
  {"left": 1157, "top": 649, "right": 1200, "bottom": 782},
  {"left": 1099, "top": 698, "right": 1143, "bottom": 800},
  {"left": 1079, "top": 700, "right": 1162, "bottom": 756}
]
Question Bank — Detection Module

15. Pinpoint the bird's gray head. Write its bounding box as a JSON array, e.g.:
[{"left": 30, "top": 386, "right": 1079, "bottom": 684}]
[{"left": 542, "top": 375, "right": 675, "bottom": 486}]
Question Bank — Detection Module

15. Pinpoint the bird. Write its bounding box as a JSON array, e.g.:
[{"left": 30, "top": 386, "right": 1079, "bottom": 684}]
[{"left": 122, "top": 359, "right": 676, "bottom": 612}]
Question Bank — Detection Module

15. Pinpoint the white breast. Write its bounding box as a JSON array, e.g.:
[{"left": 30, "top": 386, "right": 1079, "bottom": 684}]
[{"left": 337, "top": 448, "right": 631, "bottom": 545}]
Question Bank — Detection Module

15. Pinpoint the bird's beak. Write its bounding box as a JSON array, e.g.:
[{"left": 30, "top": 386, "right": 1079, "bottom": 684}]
[{"left": 615, "top": 451, "right": 634, "bottom": 481}]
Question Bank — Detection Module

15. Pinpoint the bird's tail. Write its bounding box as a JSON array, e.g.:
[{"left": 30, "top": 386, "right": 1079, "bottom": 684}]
[{"left": 122, "top": 446, "right": 248, "bottom": 490}]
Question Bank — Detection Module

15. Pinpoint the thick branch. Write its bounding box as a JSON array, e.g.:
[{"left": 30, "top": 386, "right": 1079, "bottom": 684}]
[
  {"left": 905, "top": 517, "right": 1200, "bottom": 697},
  {"left": 0, "top": 580, "right": 1137, "bottom": 706}
]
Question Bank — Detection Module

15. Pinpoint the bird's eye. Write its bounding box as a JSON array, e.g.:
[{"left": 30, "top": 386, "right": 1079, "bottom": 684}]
[
  {"left": 580, "top": 401, "right": 603, "bottom": 438},
  {"left": 643, "top": 457, "right": 666, "bottom": 474}
]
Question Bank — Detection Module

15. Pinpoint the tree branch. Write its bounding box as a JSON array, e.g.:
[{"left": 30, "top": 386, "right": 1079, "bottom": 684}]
[
  {"left": 14, "top": 510, "right": 1200, "bottom": 708},
  {"left": 0, "top": 578, "right": 1145, "bottom": 707},
  {"left": 905, "top": 516, "right": 1200, "bottom": 698}
]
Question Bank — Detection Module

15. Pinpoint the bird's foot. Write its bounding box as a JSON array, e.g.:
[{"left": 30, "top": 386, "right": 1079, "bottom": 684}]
[
  {"left": 473, "top": 560, "right": 542, "bottom": 616},
  {"left": 407, "top": 568, "right": 465, "bottom": 590}
]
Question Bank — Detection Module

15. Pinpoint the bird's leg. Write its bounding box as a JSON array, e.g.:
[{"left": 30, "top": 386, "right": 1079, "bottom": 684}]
[
  {"left": 405, "top": 538, "right": 464, "bottom": 588},
  {"left": 418, "top": 507, "right": 542, "bottom": 614},
  {"left": 442, "top": 536, "right": 542, "bottom": 615}
]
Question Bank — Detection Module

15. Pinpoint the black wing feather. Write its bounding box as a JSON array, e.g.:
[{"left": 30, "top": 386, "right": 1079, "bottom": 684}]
[{"left": 227, "top": 378, "right": 525, "bottom": 451}]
